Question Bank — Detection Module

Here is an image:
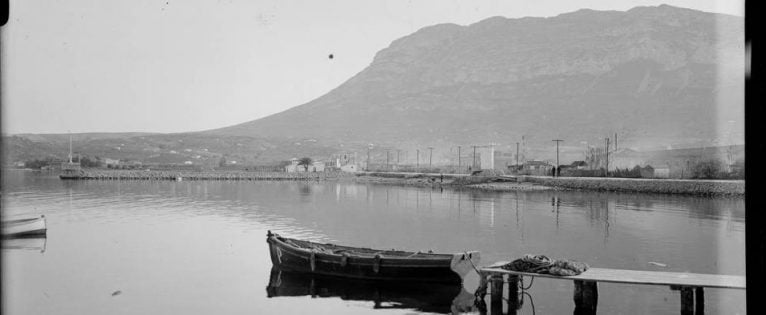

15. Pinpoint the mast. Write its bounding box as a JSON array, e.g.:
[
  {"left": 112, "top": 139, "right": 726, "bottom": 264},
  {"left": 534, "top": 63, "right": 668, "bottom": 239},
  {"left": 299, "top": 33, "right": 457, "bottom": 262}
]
[{"left": 68, "top": 131, "right": 73, "bottom": 163}]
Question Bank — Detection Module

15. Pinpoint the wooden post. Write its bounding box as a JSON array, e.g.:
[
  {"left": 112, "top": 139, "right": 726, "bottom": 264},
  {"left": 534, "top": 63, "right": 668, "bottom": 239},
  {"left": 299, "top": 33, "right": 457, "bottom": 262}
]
[
  {"left": 574, "top": 280, "right": 598, "bottom": 314},
  {"left": 490, "top": 274, "right": 504, "bottom": 314},
  {"left": 680, "top": 287, "right": 694, "bottom": 315},
  {"left": 507, "top": 275, "right": 520, "bottom": 315},
  {"left": 695, "top": 287, "right": 705, "bottom": 314}
]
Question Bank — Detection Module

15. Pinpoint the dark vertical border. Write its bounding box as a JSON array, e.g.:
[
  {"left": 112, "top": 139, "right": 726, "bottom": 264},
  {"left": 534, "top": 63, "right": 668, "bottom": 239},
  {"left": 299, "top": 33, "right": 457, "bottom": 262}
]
[{"left": 745, "top": 1, "right": 763, "bottom": 315}]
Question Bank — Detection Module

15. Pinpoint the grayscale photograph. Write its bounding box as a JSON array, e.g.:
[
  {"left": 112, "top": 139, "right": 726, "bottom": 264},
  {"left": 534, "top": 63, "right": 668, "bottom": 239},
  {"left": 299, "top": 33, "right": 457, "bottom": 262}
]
[{"left": 1, "top": 0, "right": 746, "bottom": 314}]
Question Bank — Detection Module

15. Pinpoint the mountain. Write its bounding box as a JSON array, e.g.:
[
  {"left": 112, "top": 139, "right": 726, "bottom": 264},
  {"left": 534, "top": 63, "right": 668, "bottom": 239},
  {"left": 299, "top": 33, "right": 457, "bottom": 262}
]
[
  {"left": 3, "top": 5, "right": 745, "bottom": 166},
  {"left": 208, "top": 5, "right": 744, "bottom": 156}
]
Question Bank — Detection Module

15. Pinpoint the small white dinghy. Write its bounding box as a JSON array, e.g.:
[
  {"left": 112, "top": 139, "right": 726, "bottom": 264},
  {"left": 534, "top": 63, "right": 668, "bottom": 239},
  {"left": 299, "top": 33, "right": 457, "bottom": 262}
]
[{"left": 2, "top": 215, "right": 47, "bottom": 238}]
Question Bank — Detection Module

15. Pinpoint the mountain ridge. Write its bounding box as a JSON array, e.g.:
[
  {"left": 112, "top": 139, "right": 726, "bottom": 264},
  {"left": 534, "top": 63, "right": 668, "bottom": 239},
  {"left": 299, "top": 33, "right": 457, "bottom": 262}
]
[
  {"left": 3, "top": 5, "right": 745, "bottom": 165},
  {"left": 207, "top": 4, "right": 743, "bottom": 156}
]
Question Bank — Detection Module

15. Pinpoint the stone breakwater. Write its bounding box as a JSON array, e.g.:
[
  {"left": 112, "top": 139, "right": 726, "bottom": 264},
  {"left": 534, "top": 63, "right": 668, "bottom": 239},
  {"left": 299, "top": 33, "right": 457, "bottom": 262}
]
[
  {"left": 520, "top": 176, "right": 744, "bottom": 196},
  {"left": 77, "top": 170, "right": 353, "bottom": 181}
]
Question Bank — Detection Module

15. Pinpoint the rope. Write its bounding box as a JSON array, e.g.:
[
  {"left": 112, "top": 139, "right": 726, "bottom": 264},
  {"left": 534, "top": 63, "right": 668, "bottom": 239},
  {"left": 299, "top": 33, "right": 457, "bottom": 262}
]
[
  {"left": 501, "top": 291, "right": 536, "bottom": 315},
  {"left": 464, "top": 251, "right": 482, "bottom": 276},
  {"left": 522, "top": 291, "right": 536, "bottom": 315},
  {"left": 521, "top": 275, "right": 535, "bottom": 290}
]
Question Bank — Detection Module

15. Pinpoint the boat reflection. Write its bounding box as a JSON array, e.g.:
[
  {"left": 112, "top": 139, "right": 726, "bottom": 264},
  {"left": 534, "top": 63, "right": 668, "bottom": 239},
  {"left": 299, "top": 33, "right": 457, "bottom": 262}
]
[
  {"left": 2, "top": 235, "right": 47, "bottom": 253},
  {"left": 266, "top": 267, "right": 476, "bottom": 314}
]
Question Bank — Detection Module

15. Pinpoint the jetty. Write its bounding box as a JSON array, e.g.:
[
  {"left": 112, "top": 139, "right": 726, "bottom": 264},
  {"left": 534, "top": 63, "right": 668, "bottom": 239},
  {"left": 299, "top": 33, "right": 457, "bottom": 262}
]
[
  {"left": 476, "top": 261, "right": 745, "bottom": 314},
  {"left": 74, "top": 170, "right": 353, "bottom": 181}
]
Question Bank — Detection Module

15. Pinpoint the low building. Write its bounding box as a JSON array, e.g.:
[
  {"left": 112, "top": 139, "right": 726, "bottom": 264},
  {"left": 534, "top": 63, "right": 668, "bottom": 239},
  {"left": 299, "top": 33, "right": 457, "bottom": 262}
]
[
  {"left": 653, "top": 166, "right": 670, "bottom": 178},
  {"left": 340, "top": 164, "right": 358, "bottom": 172},
  {"left": 104, "top": 158, "right": 120, "bottom": 167},
  {"left": 571, "top": 161, "right": 588, "bottom": 170},
  {"left": 521, "top": 160, "right": 554, "bottom": 176},
  {"left": 309, "top": 161, "right": 325, "bottom": 172},
  {"left": 285, "top": 158, "right": 301, "bottom": 173}
]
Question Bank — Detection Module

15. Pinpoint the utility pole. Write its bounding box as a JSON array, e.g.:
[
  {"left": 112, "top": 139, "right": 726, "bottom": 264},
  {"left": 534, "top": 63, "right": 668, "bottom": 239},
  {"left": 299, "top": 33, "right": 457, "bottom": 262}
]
[
  {"left": 428, "top": 147, "right": 433, "bottom": 169},
  {"left": 416, "top": 149, "right": 420, "bottom": 172},
  {"left": 614, "top": 132, "right": 617, "bottom": 151},
  {"left": 472, "top": 145, "right": 477, "bottom": 170},
  {"left": 516, "top": 142, "right": 519, "bottom": 169},
  {"left": 552, "top": 139, "right": 563, "bottom": 176},
  {"left": 604, "top": 137, "right": 609, "bottom": 177},
  {"left": 397, "top": 150, "right": 401, "bottom": 165},
  {"left": 367, "top": 146, "right": 371, "bottom": 171},
  {"left": 457, "top": 146, "right": 461, "bottom": 170},
  {"left": 386, "top": 150, "right": 390, "bottom": 170}
]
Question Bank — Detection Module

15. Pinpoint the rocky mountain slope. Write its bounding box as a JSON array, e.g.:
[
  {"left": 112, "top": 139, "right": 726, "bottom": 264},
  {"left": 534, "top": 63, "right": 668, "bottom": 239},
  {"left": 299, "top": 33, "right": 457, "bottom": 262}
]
[{"left": 209, "top": 5, "right": 744, "bottom": 153}]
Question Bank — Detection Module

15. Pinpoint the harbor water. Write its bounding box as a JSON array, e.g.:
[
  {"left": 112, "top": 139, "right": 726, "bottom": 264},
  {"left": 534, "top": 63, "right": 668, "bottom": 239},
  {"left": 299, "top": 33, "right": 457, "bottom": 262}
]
[{"left": 2, "top": 170, "right": 745, "bottom": 314}]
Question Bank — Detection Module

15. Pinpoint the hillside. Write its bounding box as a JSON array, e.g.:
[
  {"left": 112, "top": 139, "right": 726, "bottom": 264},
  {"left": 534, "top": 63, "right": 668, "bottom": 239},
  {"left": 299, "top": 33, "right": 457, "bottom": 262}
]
[
  {"left": 208, "top": 5, "right": 744, "bottom": 156},
  {"left": 3, "top": 5, "right": 745, "bottom": 166}
]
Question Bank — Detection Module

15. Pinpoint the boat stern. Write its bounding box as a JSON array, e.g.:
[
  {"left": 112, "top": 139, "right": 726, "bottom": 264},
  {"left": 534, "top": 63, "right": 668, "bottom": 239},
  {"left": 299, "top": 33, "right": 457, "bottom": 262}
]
[{"left": 449, "top": 251, "right": 481, "bottom": 278}]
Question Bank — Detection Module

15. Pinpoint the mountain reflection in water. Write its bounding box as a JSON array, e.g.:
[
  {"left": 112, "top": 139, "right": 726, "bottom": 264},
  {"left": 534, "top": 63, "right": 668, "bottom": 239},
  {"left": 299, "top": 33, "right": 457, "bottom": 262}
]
[{"left": 266, "top": 267, "right": 476, "bottom": 314}]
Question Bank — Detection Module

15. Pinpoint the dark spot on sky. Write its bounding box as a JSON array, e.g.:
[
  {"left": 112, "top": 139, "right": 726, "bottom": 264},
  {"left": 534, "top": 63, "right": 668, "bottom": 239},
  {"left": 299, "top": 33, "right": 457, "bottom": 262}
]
[{"left": 328, "top": 54, "right": 334, "bottom": 59}]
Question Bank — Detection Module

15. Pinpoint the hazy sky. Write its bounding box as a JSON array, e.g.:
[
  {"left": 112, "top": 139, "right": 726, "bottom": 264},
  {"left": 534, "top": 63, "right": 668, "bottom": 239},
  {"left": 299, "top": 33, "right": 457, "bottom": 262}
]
[{"left": 1, "top": 0, "right": 744, "bottom": 135}]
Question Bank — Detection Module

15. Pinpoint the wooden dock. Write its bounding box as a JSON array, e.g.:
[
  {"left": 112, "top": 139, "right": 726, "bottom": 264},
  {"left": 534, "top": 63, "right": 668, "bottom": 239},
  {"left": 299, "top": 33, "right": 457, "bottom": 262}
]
[
  {"left": 74, "top": 170, "right": 353, "bottom": 181},
  {"left": 476, "top": 261, "right": 745, "bottom": 315}
]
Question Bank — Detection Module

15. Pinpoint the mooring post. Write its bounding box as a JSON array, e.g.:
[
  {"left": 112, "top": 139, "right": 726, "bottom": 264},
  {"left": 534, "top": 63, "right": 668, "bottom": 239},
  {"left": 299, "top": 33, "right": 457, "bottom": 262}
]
[
  {"left": 574, "top": 280, "right": 598, "bottom": 315},
  {"left": 490, "top": 274, "right": 504, "bottom": 314},
  {"left": 507, "top": 275, "right": 520, "bottom": 315},
  {"left": 695, "top": 287, "right": 705, "bottom": 314},
  {"left": 680, "top": 286, "right": 694, "bottom": 315}
]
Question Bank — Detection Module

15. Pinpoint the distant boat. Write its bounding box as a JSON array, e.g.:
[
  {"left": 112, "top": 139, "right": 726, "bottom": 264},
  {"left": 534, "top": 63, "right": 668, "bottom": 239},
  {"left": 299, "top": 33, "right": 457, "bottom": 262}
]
[
  {"left": 2, "top": 215, "right": 47, "bottom": 238},
  {"left": 266, "top": 231, "right": 480, "bottom": 283},
  {"left": 60, "top": 132, "right": 82, "bottom": 180}
]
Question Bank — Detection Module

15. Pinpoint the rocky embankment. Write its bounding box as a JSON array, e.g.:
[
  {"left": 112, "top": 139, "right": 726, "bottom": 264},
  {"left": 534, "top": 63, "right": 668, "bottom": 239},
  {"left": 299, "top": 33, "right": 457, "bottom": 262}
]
[
  {"left": 521, "top": 176, "right": 744, "bottom": 196},
  {"left": 354, "top": 172, "right": 744, "bottom": 196}
]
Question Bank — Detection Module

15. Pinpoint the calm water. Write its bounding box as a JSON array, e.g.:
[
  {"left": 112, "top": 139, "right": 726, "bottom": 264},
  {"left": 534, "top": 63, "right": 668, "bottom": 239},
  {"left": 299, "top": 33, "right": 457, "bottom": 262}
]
[{"left": 2, "top": 170, "right": 745, "bottom": 314}]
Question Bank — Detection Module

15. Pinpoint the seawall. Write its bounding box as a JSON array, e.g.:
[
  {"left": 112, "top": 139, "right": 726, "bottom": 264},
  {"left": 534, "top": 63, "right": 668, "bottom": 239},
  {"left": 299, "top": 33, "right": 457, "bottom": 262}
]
[{"left": 520, "top": 176, "right": 744, "bottom": 196}]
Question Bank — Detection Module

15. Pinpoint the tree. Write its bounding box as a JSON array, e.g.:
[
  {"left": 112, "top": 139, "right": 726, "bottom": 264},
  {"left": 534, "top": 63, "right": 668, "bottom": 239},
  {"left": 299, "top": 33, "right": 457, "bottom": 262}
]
[
  {"left": 298, "top": 157, "right": 313, "bottom": 172},
  {"left": 219, "top": 156, "right": 227, "bottom": 167},
  {"left": 691, "top": 159, "right": 723, "bottom": 179}
]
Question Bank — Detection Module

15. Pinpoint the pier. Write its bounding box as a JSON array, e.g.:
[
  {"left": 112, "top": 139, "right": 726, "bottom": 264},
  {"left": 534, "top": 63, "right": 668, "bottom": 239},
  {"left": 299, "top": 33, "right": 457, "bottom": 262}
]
[
  {"left": 476, "top": 261, "right": 745, "bottom": 314},
  {"left": 74, "top": 170, "right": 353, "bottom": 181}
]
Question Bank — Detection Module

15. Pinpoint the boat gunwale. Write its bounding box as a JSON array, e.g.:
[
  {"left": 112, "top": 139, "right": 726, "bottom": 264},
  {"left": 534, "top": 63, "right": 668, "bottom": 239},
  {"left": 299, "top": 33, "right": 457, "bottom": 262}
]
[{"left": 268, "top": 234, "right": 460, "bottom": 262}]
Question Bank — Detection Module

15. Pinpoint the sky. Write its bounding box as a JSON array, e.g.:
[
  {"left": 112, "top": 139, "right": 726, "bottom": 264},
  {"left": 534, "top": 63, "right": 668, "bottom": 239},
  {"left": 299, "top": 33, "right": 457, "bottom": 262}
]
[{"left": 1, "top": 0, "right": 744, "bottom": 135}]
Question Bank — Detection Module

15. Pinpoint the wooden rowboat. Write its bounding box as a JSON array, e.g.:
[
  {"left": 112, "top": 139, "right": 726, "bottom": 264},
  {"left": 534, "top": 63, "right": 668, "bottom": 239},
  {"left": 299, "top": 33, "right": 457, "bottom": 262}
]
[
  {"left": 2, "top": 215, "right": 47, "bottom": 238},
  {"left": 266, "top": 231, "right": 480, "bottom": 283}
]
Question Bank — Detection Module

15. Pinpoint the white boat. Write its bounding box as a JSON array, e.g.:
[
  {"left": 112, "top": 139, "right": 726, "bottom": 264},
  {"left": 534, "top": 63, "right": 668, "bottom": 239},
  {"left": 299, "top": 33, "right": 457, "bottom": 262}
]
[{"left": 2, "top": 215, "right": 47, "bottom": 237}]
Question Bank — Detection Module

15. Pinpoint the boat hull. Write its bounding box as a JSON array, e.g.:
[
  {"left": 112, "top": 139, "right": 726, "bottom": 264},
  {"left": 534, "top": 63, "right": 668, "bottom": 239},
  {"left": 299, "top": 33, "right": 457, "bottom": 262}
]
[
  {"left": 266, "top": 232, "right": 479, "bottom": 284},
  {"left": 2, "top": 216, "right": 47, "bottom": 238}
]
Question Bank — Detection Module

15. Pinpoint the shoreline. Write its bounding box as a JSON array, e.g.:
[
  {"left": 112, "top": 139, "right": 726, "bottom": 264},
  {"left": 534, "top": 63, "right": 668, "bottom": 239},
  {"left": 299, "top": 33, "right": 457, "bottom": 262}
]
[
  {"left": 13, "top": 168, "right": 743, "bottom": 196},
  {"left": 350, "top": 173, "right": 744, "bottom": 197}
]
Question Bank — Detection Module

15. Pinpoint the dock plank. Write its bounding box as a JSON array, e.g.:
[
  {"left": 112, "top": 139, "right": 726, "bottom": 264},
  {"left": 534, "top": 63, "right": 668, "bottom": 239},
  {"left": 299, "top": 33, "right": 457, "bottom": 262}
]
[{"left": 480, "top": 266, "right": 745, "bottom": 289}]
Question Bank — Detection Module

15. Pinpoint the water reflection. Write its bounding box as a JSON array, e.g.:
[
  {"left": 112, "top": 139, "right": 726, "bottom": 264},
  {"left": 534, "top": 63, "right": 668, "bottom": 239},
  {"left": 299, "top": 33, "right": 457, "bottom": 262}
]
[
  {"left": 266, "top": 267, "right": 476, "bottom": 314},
  {"left": 1, "top": 171, "right": 746, "bottom": 315},
  {"left": 2, "top": 236, "right": 47, "bottom": 253}
]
